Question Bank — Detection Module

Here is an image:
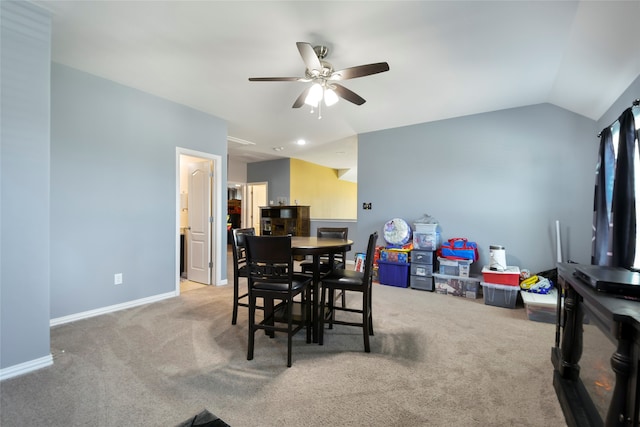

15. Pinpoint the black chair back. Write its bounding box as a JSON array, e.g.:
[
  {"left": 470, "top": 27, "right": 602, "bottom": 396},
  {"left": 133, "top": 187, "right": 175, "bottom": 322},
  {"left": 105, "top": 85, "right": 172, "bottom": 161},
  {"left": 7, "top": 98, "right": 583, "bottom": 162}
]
[
  {"left": 362, "top": 231, "right": 378, "bottom": 285},
  {"left": 230, "top": 227, "right": 255, "bottom": 325},
  {"left": 245, "top": 235, "right": 295, "bottom": 288},
  {"left": 300, "top": 227, "right": 349, "bottom": 274},
  {"left": 231, "top": 228, "right": 255, "bottom": 271},
  {"left": 317, "top": 227, "right": 348, "bottom": 240}
]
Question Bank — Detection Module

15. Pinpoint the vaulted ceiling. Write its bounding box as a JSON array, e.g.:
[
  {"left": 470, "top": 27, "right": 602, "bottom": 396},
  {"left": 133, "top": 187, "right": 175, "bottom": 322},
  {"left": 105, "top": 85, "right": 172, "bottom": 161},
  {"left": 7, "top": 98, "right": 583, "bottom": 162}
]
[{"left": 39, "top": 1, "right": 640, "bottom": 182}]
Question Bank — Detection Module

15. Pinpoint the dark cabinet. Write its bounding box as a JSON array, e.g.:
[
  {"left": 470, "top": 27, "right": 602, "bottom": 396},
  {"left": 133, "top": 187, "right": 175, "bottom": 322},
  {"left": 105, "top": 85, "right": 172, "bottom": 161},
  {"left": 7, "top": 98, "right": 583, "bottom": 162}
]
[
  {"left": 552, "top": 263, "right": 640, "bottom": 427},
  {"left": 260, "top": 206, "right": 310, "bottom": 237}
]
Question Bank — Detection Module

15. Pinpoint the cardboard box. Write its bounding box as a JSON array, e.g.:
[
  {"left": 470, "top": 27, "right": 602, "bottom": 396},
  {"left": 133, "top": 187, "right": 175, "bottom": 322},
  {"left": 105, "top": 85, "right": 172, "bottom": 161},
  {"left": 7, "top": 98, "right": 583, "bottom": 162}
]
[{"left": 380, "top": 248, "right": 410, "bottom": 263}]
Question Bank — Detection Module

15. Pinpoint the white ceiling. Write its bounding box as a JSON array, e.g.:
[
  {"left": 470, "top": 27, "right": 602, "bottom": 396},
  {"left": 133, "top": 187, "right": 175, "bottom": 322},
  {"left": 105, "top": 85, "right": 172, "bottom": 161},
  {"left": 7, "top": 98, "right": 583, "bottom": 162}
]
[{"left": 38, "top": 1, "right": 640, "bottom": 182}]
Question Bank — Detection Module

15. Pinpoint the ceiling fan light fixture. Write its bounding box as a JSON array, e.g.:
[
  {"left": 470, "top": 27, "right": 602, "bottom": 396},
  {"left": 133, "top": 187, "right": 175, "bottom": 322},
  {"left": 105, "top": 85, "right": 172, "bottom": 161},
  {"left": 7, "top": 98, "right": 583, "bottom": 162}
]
[
  {"left": 305, "top": 83, "right": 323, "bottom": 107},
  {"left": 324, "top": 87, "right": 339, "bottom": 106}
]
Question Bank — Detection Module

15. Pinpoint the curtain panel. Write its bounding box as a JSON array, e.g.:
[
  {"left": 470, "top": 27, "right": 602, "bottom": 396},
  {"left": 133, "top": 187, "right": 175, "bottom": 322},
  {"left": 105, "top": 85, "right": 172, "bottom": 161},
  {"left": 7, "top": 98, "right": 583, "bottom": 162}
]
[{"left": 592, "top": 106, "right": 638, "bottom": 269}]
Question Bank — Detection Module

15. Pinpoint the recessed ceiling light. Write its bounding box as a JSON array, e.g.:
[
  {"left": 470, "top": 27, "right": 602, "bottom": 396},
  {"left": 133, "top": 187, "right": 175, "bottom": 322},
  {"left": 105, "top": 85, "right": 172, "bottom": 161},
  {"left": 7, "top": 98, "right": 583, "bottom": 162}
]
[{"left": 296, "top": 139, "right": 306, "bottom": 146}]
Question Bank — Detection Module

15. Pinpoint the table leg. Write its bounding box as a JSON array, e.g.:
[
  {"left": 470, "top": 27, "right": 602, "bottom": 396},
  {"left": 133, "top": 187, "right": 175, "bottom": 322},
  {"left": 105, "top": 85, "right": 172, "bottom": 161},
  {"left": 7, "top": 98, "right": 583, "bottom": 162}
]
[{"left": 312, "top": 254, "right": 320, "bottom": 343}]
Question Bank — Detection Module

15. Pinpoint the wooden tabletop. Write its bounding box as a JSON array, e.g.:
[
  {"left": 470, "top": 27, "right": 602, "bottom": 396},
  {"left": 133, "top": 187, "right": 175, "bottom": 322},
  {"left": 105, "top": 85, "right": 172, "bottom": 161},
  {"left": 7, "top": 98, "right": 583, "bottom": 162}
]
[{"left": 290, "top": 236, "right": 353, "bottom": 255}]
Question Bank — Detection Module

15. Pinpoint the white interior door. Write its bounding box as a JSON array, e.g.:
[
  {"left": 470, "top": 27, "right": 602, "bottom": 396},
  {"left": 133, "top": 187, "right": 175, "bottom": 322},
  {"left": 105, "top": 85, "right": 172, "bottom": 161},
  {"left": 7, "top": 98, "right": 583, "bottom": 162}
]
[
  {"left": 248, "top": 182, "right": 267, "bottom": 233},
  {"left": 187, "top": 160, "right": 212, "bottom": 284}
]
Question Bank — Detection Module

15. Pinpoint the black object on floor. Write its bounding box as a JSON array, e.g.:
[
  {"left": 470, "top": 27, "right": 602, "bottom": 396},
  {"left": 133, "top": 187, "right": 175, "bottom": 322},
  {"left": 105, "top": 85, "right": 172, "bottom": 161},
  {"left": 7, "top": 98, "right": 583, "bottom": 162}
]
[{"left": 175, "top": 409, "right": 230, "bottom": 427}]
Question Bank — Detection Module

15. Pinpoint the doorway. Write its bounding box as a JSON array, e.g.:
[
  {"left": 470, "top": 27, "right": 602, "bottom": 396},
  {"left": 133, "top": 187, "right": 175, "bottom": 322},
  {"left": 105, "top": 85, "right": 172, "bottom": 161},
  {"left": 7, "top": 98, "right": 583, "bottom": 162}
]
[
  {"left": 176, "top": 148, "right": 223, "bottom": 293},
  {"left": 247, "top": 182, "right": 268, "bottom": 233}
]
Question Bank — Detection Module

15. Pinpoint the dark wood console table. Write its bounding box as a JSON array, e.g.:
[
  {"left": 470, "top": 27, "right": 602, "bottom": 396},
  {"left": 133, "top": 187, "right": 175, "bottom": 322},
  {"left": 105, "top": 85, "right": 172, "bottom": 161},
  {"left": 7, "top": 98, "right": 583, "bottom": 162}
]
[{"left": 552, "top": 263, "right": 640, "bottom": 427}]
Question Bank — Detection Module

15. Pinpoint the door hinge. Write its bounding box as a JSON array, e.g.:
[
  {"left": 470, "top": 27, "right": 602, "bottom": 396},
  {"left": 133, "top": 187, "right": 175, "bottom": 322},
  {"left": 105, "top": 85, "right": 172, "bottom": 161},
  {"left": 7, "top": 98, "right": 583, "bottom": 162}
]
[
  {"left": 209, "top": 261, "right": 213, "bottom": 268},
  {"left": 209, "top": 216, "right": 213, "bottom": 223}
]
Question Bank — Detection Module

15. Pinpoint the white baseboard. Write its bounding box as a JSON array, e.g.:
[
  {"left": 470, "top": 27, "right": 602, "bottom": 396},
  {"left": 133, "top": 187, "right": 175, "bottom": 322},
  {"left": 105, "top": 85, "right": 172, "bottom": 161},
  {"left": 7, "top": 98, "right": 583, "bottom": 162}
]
[
  {"left": 50, "top": 291, "right": 177, "bottom": 327},
  {"left": 0, "top": 354, "right": 53, "bottom": 381}
]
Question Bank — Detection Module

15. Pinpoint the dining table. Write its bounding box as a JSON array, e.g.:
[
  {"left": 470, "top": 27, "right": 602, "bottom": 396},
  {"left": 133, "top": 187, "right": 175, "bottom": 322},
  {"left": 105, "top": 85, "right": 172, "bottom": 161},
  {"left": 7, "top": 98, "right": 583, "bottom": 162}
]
[{"left": 291, "top": 236, "right": 353, "bottom": 343}]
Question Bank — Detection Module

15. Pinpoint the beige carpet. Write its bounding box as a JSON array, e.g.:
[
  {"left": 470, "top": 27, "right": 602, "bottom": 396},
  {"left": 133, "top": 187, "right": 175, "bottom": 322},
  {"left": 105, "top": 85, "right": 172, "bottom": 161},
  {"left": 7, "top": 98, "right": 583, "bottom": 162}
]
[{"left": 0, "top": 280, "right": 567, "bottom": 426}]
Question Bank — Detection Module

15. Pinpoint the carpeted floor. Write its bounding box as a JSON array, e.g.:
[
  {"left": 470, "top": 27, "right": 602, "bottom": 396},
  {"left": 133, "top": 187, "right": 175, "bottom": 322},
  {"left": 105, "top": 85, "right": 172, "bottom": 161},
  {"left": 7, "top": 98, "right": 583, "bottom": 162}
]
[{"left": 0, "top": 279, "right": 567, "bottom": 426}]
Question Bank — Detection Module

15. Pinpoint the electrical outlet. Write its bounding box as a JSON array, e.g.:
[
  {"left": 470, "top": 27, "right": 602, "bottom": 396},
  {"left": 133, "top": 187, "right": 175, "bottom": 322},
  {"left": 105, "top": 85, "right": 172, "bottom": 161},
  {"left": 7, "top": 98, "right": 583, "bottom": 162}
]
[
  {"left": 362, "top": 202, "right": 372, "bottom": 210},
  {"left": 114, "top": 273, "right": 123, "bottom": 285}
]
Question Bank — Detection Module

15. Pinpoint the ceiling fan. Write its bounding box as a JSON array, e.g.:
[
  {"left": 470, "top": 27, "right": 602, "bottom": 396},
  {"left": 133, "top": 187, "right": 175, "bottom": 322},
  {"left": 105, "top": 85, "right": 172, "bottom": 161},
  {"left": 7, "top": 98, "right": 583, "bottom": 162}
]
[{"left": 249, "top": 42, "right": 389, "bottom": 116}]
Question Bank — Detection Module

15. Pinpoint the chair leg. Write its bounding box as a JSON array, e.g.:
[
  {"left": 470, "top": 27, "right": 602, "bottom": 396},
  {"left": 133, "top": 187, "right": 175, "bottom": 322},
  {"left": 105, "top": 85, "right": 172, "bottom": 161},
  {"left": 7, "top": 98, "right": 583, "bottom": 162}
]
[
  {"left": 265, "top": 298, "right": 275, "bottom": 338},
  {"left": 362, "top": 291, "right": 371, "bottom": 353},
  {"left": 328, "top": 288, "right": 335, "bottom": 329},
  {"left": 305, "top": 288, "right": 312, "bottom": 344},
  {"left": 287, "top": 297, "right": 293, "bottom": 367},
  {"left": 319, "top": 285, "right": 327, "bottom": 345},
  {"left": 247, "top": 295, "right": 255, "bottom": 361},
  {"left": 232, "top": 276, "right": 239, "bottom": 325},
  {"left": 368, "top": 283, "right": 374, "bottom": 336}
]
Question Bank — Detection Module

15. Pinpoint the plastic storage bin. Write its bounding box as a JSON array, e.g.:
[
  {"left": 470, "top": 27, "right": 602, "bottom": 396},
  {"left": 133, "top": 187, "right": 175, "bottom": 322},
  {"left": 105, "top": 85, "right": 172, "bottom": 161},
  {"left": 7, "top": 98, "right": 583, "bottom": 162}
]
[
  {"left": 481, "top": 282, "right": 519, "bottom": 308},
  {"left": 414, "top": 223, "right": 438, "bottom": 233},
  {"left": 521, "top": 289, "right": 560, "bottom": 323},
  {"left": 433, "top": 273, "right": 482, "bottom": 298},
  {"left": 411, "top": 250, "right": 433, "bottom": 264},
  {"left": 410, "top": 275, "right": 433, "bottom": 291},
  {"left": 377, "top": 260, "right": 409, "bottom": 288},
  {"left": 438, "top": 257, "right": 472, "bottom": 277},
  {"left": 481, "top": 266, "right": 521, "bottom": 286},
  {"left": 410, "top": 263, "right": 434, "bottom": 277},
  {"left": 413, "top": 232, "right": 439, "bottom": 250}
]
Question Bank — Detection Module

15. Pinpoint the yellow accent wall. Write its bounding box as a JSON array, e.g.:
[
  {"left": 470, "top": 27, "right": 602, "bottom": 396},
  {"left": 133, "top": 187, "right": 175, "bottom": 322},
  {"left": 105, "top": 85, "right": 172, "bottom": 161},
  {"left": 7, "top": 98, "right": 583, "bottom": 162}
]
[{"left": 290, "top": 158, "right": 357, "bottom": 219}]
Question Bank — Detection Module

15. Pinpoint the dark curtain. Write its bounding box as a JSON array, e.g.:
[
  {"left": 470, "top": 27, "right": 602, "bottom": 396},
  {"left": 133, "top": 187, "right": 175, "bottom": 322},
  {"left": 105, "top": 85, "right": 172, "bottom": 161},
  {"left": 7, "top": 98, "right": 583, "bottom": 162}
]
[
  {"left": 592, "top": 127, "right": 615, "bottom": 266},
  {"left": 611, "top": 108, "right": 637, "bottom": 268}
]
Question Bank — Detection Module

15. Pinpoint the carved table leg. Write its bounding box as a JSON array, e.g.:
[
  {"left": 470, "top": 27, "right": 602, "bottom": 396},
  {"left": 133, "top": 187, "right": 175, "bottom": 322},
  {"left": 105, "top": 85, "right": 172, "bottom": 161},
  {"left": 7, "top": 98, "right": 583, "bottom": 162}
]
[
  {"left": 605, "top": 323, "right": 632, "bottom": 427},
  {"left": 560, "top": 286, "right": 584, "bottom": 380}
]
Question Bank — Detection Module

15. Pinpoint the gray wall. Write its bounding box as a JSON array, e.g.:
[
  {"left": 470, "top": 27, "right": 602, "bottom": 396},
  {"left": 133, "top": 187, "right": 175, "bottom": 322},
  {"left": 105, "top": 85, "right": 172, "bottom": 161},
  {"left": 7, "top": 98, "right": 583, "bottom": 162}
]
[
  {"left": 357, "top": 103, "right": 598, "bottom": 274},
  {"left": 597, "top": 75, "right": 640, "bottom": 130},
  {"left": 1, "top": 1, "right": 52, "bottom": 370},
  {"left": 50, "top": 63, "right": 228, "bottom": 319},
  {"left": 247, "top": 158, "right": 290, "bottom": 205}
]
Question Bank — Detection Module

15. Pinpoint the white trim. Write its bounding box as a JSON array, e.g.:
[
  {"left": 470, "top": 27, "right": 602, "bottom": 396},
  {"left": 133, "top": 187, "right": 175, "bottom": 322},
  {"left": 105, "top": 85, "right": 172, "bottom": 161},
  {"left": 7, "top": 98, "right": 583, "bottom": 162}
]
[
  {"left": 309, "top": 219, "right": 358, "bottom": 223},
  {"left": 0, "top": 354, "right": 53, "bottom": 381},
  {"left": 176, "top": 148, "right": 224, "bottom": 293},
  {"left": 49, "top": 291, "right": 177, "bottom": 327}
]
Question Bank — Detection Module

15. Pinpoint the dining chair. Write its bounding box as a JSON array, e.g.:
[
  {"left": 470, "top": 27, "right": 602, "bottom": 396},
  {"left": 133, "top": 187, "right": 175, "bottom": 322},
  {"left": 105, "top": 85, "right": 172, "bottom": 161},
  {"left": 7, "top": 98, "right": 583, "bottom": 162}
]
[
  {"left": 319, "top": 231, "right": 378, "bottom": 353},
  {"left": 299, "top": 227, "right": 349, "bottom": 307},
  {"left": 231, "top": 227, "right": 255, "bottom": 325},
  {"left": 245, "top": 235, "right": 312, "bottom": 367},
  {"left": 299, "top": 227, "right": 349, "bottom": 274}
]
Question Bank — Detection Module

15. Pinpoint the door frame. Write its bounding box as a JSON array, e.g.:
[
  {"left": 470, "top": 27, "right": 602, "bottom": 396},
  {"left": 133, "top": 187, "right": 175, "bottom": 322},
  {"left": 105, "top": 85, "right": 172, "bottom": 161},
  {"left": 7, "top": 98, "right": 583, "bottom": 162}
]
[
  {"left": 227, "top": 181, "right": 246, "bottom": 228},
  {"left": 175, "top": 147, "right": 224, "bottom": 294},
  {"left": 247, "top": 182, "right": 268, "bottom": 233}
]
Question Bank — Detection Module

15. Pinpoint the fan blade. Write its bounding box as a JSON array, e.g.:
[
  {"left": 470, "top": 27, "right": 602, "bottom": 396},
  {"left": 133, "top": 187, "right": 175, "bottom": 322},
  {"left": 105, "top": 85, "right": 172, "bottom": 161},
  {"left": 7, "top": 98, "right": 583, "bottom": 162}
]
[
  {"left": 292, "top": 87, "right": 311, "bottom": 108},
  {"left": 330, "top": 62, "right": 390, "bottom": 80},
  {"left": 296, "top": 42, "right": 322, "bottom": 72},
  {"left": 248, "top": 77, "right": 307, "bottom": 82},
  {"left": 332, "top": 83, "right": 366, "bottom": 105}
]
